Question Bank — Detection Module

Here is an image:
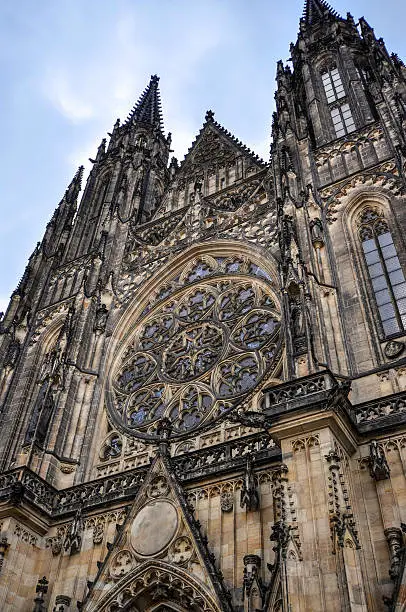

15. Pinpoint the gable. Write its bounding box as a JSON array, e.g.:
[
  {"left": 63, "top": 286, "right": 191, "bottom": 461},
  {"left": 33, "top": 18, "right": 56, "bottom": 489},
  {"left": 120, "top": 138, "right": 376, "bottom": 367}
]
[
  {"left": 177, "top": 119, "right": 266, "bottom": 182},
  {"left": 82, "top": 449, "right": 233, "bottom": 612}
]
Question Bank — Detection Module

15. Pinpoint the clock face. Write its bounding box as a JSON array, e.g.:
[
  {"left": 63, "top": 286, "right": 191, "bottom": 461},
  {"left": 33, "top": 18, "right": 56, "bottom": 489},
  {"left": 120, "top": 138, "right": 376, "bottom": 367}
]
[{"left": 107, "top": 256, "right": 282, "bottom": 441}]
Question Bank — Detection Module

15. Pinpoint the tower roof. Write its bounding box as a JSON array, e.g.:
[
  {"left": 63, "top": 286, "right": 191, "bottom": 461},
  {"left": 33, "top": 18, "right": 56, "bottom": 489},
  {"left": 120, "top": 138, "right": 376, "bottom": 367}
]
[
  {"left": 303, "top": 0, "right": 341, "bottom": 24},
  {"left": 125, "top": 74, "right": 164, "bottom": 132}
]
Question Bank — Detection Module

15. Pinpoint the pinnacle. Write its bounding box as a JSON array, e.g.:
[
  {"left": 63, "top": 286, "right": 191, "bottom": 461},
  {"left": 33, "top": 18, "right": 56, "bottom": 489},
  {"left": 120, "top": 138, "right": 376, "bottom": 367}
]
[
  {"left": 64, "top": 165, "right": 84, "bottom": 205},
  {"left": 303, "top": 0, "right": 341, "bottom": 24},
  {"left": 125, "top": 74, "right": 164, "bottom": 132}
]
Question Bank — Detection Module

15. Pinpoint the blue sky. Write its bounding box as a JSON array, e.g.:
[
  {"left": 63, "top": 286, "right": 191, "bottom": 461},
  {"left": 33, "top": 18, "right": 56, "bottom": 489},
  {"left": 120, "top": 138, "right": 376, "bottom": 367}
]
[{"left": 0, "top": 0, "right": 405, "bottom": 312}]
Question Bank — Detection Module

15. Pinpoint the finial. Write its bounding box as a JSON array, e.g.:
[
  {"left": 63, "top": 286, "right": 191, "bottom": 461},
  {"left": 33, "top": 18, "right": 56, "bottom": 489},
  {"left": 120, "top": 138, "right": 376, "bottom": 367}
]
[
  {"left": 302, "top": 0, "right": 341, "bottom": 25},
  {"left": 205, "top": 109, "right": 215, "bottom": 123},
  {"left": 124, "top": 74, "right": 164, "bottom": 132}
]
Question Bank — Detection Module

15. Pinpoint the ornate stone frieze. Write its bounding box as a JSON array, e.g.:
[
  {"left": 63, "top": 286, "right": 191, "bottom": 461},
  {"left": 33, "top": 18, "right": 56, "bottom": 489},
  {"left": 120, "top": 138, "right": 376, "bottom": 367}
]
[{"left": 355, "top": 390, "right": 406, "bottom": 426}]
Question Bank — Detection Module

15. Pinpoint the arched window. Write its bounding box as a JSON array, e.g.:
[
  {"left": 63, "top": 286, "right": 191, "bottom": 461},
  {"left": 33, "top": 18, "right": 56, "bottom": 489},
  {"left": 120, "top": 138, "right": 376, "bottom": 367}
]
[
  {"left": 321, "top": 66, "right": 356, "bottom": 138},
  {"left": 358, "top": 207, "right": 406, "bottom": 336}
]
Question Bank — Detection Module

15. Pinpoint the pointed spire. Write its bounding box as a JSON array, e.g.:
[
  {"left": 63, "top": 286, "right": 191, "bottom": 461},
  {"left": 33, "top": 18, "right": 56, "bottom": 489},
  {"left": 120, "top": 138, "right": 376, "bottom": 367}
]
[
  {"left": 303, "top": 0, "right": 341, "bottom": 24},
  {"left": 64, "top": 165, "right": 84, "bottom": 205},
  {"left": 125, "top": 75, "right": 164, "bottom": 132}
]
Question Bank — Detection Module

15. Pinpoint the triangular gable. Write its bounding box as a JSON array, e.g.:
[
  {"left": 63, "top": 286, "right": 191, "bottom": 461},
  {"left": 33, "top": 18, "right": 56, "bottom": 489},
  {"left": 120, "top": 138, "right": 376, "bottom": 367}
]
[
  {"left": 82, "top": 447, "right": 233, "bottom": 612},
  {"left": 177, "top": 113, "right": 266, "bottom": 179}
]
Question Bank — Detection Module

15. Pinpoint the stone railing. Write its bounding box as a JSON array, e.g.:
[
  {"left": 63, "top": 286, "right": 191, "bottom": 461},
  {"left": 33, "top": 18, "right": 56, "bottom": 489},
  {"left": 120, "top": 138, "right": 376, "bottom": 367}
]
[
  {"left": 0, "top": 432, "right": 280, "bottom": 518},
  {"left": 174, "top": 433, "right": 277, "bottom": 481},
  {"left": 354, "top": 390, "right": 406, "bottom": 431},
  {"left": 261, "top": 370, "right": 336, "bottom": 413}
]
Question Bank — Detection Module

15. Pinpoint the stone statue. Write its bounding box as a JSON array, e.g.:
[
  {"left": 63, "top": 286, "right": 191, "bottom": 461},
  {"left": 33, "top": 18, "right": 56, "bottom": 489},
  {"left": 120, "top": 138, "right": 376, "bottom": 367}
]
[
  {"left": 64, "top": 507, "right": 83, "bottom": 555},
  {"left": 240, "top": 455, "right": 259, "bottom": 511},
  {"left": 94, "top": 304, "right": 109, "bottom": 333},
  {"left": 369, "top": 440, "right": 390, "bottom": 480}
]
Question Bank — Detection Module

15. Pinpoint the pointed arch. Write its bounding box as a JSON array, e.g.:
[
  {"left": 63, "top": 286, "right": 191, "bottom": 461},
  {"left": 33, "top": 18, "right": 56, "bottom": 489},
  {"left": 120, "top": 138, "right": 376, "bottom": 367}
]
[
  {"left": 85, "top": 560, "right": 222, "bottom": 612},
  {"left": 344, "top": 190, "right": 406, "bottom": 340}
]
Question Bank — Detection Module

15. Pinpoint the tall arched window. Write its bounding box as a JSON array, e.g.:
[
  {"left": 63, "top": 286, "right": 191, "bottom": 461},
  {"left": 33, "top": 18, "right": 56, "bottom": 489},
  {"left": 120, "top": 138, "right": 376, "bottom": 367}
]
[
  {"left": 321, "top": 66, "right": 356, "bottom": 138},
  {"left": 358, "top": 207, "right": 406, "bottom": 336}
]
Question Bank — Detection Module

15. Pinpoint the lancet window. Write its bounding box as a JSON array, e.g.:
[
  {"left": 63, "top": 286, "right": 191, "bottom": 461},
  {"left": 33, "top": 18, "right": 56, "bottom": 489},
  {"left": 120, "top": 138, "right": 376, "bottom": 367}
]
[{"left": 359, "top": 207, "right": 406, "bottom": 337}]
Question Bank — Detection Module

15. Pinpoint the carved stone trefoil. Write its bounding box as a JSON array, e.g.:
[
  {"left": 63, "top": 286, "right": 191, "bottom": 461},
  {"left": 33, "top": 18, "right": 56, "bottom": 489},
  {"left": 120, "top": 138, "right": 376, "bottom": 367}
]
[{"left": 220, "top": 490, "right": 234, "bottom": 513}]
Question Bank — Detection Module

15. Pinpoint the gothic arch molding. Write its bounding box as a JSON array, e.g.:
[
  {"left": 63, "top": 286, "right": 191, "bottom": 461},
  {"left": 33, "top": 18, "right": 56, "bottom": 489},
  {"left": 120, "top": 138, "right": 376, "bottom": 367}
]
[
  {"left": 85, "top": 560, "right": 222, "bottom": 612},
  {"left": 101, "top": 239, "right": 283, "bottom": 441},
  {"left": 114, "top": 239, "right": 279, "bottom": 347}
]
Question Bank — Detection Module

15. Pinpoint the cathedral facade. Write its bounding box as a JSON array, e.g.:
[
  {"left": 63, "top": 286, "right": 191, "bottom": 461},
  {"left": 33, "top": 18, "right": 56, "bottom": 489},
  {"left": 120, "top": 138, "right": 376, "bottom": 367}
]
[{"left": 1, "top": 1, "right": 406, "bottom": 609}]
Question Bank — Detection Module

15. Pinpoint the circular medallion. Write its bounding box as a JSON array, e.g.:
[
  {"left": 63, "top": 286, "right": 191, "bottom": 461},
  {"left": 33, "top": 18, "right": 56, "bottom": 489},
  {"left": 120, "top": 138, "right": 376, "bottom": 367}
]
[
  {"left": 163, "top": 323, "right": 224, "bottom": 381},
  {"left": 131, "top": 500, "right": 178, "bottom": 556},
  {"left": 384, "top": 340, "right": 405, "bottom": 359}
]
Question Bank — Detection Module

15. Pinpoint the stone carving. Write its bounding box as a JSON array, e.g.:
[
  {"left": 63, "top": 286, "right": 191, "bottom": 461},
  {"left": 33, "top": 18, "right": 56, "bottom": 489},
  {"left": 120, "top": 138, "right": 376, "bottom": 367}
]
[
  {"left": 385, "top": 527, "right": 404, "bottom": 580},
  {"left": 325, "top": 449, "right": 360, "bottom": 552},
  {"left": 13, "top": 523, "right": 37, "bottom": 545},
  {"left": 33, "top": 576, "right": 48, "bottom": 612},
  {"left": 110, "top": 549, "right": 134, "bottom": 580},
  {"left": 242, "top": 554, "right": 264, "bottom": 609},
  {"left": 148, "top": 475, "right": 169, "bottom": 498},
  {"left": 93, "top": 521, "right": 105, "bottom": 545},
  {"left": 169, "top": 536, "right": 193, "bottom": 565},
  {"left": 240, "top": 454, "right": 259, "bottom": 511},
  {"left": 369, "top": 440, "right": 390, "bottom": 480},
  {"left": 64, "top": 507, "right": 83, "bottom": 555},
  {"left": 220, "top": 491, "right": 234, "bottom": 512},
  {"left": 385, "top": 340, "right": 405, "bottom": 359},
  {"left": 3, "top": 337, "right": 20, "bottom": 369},
  {"left": 94, "top": 303, "right": 109, "bottom": 333},
  {"left": 0, "top": 537, "right": 9, "bottom": 574},
  {"left": 53, "top": 595, "right": 71, "bottom": 612},
  {"left": 46, "top": 526, "right": 67, "bottom": 556}
]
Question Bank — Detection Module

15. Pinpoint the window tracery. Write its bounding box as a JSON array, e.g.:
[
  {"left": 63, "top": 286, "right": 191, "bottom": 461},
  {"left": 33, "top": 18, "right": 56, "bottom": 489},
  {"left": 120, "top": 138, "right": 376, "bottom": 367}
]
[
  {"left": 108, "top": 258, "right": 282, "bottom": 439},
  {"left": 321, "top": 66, "right": 356, "bottom": 139},
  {"left": 358, "top": 206, "right": 406, "bottom": 336}
]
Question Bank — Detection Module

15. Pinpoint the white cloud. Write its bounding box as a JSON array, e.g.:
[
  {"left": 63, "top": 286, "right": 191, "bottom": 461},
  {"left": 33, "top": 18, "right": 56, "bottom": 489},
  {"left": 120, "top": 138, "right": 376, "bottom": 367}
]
[
  {"left": 42, "top": 1, "right": 236, "bottom": 166},
  {"left": 45, "top": 71, "right": 94, "bottom": 123}
]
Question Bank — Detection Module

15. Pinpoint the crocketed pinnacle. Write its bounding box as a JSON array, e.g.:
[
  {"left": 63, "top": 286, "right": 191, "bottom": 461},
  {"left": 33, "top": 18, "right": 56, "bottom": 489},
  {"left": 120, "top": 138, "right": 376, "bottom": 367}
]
[
  {"left": 303, "top": 0, "right": 341, "bottom": 24},
  {"left": 64, "top": 165, "right": 84, "bottom": 205},
  {"left": 125, "top": 75, "right": 164, "bottom": 132}
]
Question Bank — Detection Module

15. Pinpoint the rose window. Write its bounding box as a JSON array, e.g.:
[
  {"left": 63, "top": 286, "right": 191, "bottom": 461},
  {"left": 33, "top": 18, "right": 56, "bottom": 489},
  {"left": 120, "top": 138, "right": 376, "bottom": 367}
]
[
  {"left": 163, "top": 323, "right": 224, "bottom": 381},
  {"left": 108, "top": 260, "right": 282, "bottom": 439}
]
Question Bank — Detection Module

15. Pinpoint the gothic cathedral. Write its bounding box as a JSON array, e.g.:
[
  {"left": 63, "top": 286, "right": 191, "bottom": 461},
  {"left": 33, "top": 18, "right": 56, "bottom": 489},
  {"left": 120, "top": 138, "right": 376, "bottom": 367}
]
[{"left": 1, "top": 1, "right": 406, "bottom": 610}]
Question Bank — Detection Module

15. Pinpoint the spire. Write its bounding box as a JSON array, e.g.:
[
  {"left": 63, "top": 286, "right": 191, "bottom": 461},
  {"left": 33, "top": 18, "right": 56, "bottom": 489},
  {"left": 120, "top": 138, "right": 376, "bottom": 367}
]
[
  {"left": 303, "top": 0, "right": 341, "bottom": 24},
  {"left": 125, "top": 75, "right": 164, "bottom": 132},
  {"left": 64, "top": 165, "right": 84, "bottom": 205}
]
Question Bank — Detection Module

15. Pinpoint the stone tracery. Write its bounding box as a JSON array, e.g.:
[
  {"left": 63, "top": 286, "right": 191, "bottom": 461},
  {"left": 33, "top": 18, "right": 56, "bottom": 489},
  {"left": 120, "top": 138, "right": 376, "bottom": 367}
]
[{"left": 108, "top": 257, "right": 282, "bottom": 438}]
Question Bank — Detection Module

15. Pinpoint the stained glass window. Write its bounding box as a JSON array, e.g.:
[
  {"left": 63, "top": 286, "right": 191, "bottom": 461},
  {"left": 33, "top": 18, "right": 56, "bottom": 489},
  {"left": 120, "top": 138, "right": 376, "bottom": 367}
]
[{"left": 108, "top": 258, "right": 282, "bottom": 438}]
